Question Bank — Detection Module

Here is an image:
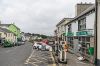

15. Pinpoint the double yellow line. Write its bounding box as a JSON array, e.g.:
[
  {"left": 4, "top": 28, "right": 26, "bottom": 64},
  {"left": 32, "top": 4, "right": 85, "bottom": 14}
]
[{"left": 50, "top": 52, "right": 57, "bottom": 66}]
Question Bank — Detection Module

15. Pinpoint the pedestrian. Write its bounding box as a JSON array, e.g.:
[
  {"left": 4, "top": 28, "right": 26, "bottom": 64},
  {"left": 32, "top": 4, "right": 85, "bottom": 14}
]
[{"left": 64, "top": 44, "right": 69, "bottom": 52}]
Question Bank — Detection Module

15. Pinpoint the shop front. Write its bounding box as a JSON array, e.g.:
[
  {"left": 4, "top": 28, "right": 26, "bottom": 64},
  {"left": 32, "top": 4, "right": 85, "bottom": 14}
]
[{"left": 76, "top": 30, "right": 94, "bottom": 63}]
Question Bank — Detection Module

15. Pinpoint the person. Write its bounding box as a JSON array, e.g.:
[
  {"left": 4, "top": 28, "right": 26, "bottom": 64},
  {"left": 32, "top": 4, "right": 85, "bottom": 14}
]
[{"left": 64, "top": 44, "right": 68, "bottom": 52}]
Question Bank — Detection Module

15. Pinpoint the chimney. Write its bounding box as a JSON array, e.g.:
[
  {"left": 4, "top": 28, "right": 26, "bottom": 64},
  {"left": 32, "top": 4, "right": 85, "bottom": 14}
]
[{"left": 75, "top": 2, "right": 93, "bottom": 16}]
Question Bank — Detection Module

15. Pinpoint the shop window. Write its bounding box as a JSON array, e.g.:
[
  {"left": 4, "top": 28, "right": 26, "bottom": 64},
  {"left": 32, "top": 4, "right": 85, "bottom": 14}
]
[
  {"left": 68, "top": 24, "right": 72, "bottom": 32},
  {"left": 86, "top": 37, "right": 90, "bottom": 42},
  {"left": 82, "top": 37, "right": 85, "bottom": 42},
  {"left": 67, "top": 37, "right": 73, "bottom": 49}
]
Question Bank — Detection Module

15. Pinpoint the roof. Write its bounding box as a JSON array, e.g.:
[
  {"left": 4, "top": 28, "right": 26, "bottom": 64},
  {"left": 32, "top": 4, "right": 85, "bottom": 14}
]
[
  {"left": 24, "top": 33, "right": 32, "bottom": 37},
  {"left": 0, "top": 24, "right": 20, "bottom": 30},
  {"left": 0, "top": 24, "right": 10, "bottom": 27},
  {"left": 0, "top": 27, "right": 13, "bottom": 33},
  {"left": 66, "top": 5, "right": 95, "bottom": 25},
  {"left": 77, "top": 3, "right": 93, "bottom": 5},
  {"left": 56, "top": 18, "right": 73, "bottom": 27}
]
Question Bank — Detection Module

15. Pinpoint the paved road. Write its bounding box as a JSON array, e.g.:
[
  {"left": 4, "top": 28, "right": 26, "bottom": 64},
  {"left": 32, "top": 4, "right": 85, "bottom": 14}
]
[
  {"left": 0, "top": 42, "right": 55, "bottom": 66},
  {"left": 0, "top": 42, "right": 32, "bottom": 66},
  {"left": 25, "top": 49, "right": 55, "bottom": 66}
]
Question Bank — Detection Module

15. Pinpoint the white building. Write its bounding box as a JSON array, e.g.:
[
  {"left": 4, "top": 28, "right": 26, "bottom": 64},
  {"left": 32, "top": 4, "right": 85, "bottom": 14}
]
[
  {"left": 24, "top": 33, "right": 31, "bottom": 41},
  {"left": 0, "top": 28, "right": 17, "bottom": 43},
  {"left": 65, "top": 5, "right": 95, "bottom": 62},
  {"left": 56, "top": 18, "right": 73, "bottom": 43}
]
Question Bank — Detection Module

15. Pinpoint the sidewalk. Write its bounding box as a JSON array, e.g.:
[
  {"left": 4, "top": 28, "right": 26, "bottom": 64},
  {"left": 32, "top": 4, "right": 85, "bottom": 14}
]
[{"left": 53, "top": 51, "right": 95, "bottom": 66}]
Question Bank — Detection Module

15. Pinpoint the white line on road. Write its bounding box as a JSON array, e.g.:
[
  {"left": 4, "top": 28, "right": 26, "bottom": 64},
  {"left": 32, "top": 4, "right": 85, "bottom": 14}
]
[
  {"left": 50, "top": 52, "right": 56, "bottom": 66},
  {"left": 28, "top": 62, "right": 39, "bottom": 66},
  {"left": 24, "top": 50, "right": 35, "bottom": 64}
]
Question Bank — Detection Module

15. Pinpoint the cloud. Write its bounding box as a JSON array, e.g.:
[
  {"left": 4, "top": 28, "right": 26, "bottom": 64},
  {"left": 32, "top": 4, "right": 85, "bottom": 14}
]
[{"left": 0, "top": 0, "right": 95, "bottom": 35}]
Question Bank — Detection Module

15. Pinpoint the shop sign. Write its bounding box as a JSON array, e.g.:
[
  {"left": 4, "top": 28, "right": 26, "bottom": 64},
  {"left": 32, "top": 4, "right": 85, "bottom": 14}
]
[
  {"left": 67, "top": 32, "right": 74, "bottom": 36},
  {"left": 76, "top": 31, "right": 93, "bottom": 36}
]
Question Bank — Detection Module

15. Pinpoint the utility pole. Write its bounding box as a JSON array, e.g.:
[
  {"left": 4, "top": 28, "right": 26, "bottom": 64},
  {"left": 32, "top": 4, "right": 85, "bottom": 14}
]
[{"left": 95, "top": 0, "right": 100, "bottom": 65}]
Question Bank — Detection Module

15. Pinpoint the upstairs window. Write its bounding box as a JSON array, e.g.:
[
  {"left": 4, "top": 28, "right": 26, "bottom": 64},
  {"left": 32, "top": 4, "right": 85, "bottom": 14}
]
[
  {"left": 78, "top": 17, "right": 86, "bottom": 31},
  {"left": 68, "top": 24, "right": 72, "bottom": 32}
]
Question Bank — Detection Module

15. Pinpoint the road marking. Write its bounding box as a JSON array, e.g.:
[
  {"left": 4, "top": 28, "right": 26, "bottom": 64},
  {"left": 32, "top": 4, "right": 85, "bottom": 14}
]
[
  {"left": 50, "top": 52, "right": 56, "bottom": 66},
  {"left": 28, "top": 62, "right": 39, "bottom": 66},
  {"left": 32, "top": 58, "right": 43, "bottom": 63},
  {"left": 24, "top": 50, "right": 34, "bottom": 64}
]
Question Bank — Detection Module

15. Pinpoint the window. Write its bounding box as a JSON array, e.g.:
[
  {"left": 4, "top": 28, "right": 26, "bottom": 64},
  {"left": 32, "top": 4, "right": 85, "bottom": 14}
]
[
  {"left": 67, "top": 37, "right": 73, "bottom": 49},
  {"left": 78, "top": 17, "right": 86, "bottom": 31},
  {"left": 86, "top": 37, "right": 90, "bottom": 42},
  {"left": 68, "top": 24, "right": 72, "bottom": 32}
]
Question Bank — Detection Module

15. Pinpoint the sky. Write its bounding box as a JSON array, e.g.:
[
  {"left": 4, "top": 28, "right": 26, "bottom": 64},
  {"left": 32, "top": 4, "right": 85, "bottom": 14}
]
[{"left": 0, "top": 0, "right": 95, "bottom": 36}]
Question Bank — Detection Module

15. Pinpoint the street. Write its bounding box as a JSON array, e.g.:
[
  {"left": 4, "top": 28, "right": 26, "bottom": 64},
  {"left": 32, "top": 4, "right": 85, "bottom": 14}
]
[
  {"left": 0, "top": 42, "right": 55, "bottom": 66},
  {"left": 0, "top": 42, "right": 32, "bottom": 66},
  {"left": 25, "top": 49, "right": 55, "bottom": 66}
]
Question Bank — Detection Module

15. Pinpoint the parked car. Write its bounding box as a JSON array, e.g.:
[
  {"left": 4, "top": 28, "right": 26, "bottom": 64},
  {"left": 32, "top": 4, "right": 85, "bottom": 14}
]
[
  {"left": 41, "top": 42, "right": 51, "bottom": 51},
  {"left": 15, "top": 41, "right": 25, "bottom": 46},
  {"left": 33, "top": 42, "right": 42, "bottom": 50},
  {"left": 45, "top": 45, "right": 51, "bottom": 51},
  {"left": 33, "top": 42, "right": 38, "bottom": 49},
  {"left": 37, "top": 43, "right": 42, "bottom": 50}
]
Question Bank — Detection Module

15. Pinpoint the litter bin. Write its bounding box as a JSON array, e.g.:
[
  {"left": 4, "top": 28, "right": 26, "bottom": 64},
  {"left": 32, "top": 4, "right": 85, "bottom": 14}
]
[{"left": 88, "top": 47, "right": 94, "bottom": 55}]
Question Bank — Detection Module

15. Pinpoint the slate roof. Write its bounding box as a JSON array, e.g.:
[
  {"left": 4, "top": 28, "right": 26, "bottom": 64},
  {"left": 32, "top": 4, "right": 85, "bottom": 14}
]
[
  {"left": 0, "top": 27, "right": 13, "bottom": 33},
  {"left": 66, "top": 5, "right": 95, "bottom": 25},
  {"left": 0, "top": 24, "right": 20, "bottom": 30},
  {"left": 56, "top": 18, "right": 73, "bottom": 27}
]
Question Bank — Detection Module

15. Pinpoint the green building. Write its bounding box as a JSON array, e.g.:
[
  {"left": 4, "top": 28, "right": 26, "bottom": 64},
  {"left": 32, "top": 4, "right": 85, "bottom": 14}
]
[{"left": 0, "top": 24, "right": 21, "bottom": 41}]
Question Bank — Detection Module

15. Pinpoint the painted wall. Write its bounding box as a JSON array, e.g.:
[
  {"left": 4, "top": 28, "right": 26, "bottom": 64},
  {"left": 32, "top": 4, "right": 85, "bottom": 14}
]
[
  {"left": 65, "top": 21, "right": 78, "bottom": 36},
  {"left": 72, "top": 21, "right": 78, "bottom": 36},
  {"left": 65, "top": 12, "right": 95, "bottom": 37},
  {"left": 86, "top": 12, "right": 95, "bottom": 30},
  {"left": 8, "top": 24, "right": 21, "bottom": 38},
  {"left": 0, "top": 32, "right": 17, "bottom": 42}
]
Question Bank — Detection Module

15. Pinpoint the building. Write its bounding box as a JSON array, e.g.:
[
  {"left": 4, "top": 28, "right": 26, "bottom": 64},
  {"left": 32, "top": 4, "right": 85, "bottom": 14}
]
[
  {"left": 56, "top": 18, "right": 73, "bottom": 43},
  {"left": 24, "top": 33, "right": 31, "bottom": 41},
  {"left": 0, "top": 28, "right": 17, "bottom": 43},
  {"left": 64, "top": 4, "right": 95, "bottom": 63},
  {"left": 55, "top": 3, "right": 95, "bottom": 63},
  {"left": 75, "top": 2, "right": 93, "bottom": 16},
  {"left": 0, "top": 23, "right": 21, "bottom": 40},
  {"left": 21, "top": 32, "right": 26, "bottom": 41}
]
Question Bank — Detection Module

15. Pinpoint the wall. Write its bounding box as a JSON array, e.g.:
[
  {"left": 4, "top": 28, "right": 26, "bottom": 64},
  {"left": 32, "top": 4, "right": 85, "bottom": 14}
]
[
  {"left": 75, "top": 3, "right": 93, "bottom": 16},
  {"left": 97, "top": 0, "right": 100, "bottom": 63},
  {"left": 86, "top": 12, "right": 95, "bottom": 30},
  {"left": 72, "top": 21, "right": 78, "bottom": 36},
  {"left": 8, "top": 24, "right": 20, "bottom": 38},
  {"left": 0, "top": 32, "right": 6, "bottom": 38},
  {"left": 0, "top": 32, "right": 16, "bottom": 43}
]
